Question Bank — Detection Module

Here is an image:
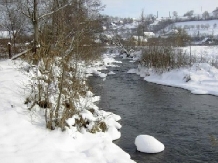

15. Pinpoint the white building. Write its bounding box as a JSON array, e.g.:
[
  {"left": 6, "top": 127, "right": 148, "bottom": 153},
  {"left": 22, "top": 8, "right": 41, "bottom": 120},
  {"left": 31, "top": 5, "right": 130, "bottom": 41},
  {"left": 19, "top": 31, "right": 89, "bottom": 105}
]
[{"left": 144, "top": 32, "right": 155, "bottom": 38}]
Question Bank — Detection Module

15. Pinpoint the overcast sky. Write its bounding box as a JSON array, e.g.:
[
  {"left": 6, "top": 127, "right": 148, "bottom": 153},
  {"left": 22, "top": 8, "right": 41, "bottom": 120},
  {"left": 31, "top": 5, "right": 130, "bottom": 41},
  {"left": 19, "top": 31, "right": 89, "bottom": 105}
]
[{"left": 101, "top": 0, "right": 218, "bottom": 18}]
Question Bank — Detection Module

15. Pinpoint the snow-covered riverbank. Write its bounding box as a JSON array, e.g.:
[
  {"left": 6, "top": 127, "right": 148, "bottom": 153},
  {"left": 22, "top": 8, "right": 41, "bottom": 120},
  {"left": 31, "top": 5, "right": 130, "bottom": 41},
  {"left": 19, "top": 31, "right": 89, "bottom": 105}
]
[
  {"left": 0, "top": 55, "right": 135, "bottom": 163},
  {"left": 128, "top": 46, "right": 218, "bottom": 96}
]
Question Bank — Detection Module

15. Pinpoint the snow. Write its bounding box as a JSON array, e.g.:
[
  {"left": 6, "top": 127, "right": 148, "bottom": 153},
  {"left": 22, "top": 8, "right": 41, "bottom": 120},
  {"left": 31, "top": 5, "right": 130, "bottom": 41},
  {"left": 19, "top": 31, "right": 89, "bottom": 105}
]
[
  {"left": 0, "top": 31, "right": 11, "bottom": 39},
  {"left": 108, "top": 71, "right": 116, "bottom": 75},
  {"left": 135, "top": 135, "right": 165, "bottom": 153},
  {"left": 129, "top": 46, "right": 218, "bottom": 96},
  {"left": 0, "top": 58, "right": 135, "bottom": 163},
  {"left": 132, "top": 36, "right": 147, "bottom": 42},
  {"left": 160, "top": 20, "right": 218, "bottom": 37},
  {"left": 132, "top": 63, "right": 218, "bottom": 96},
  {"left": 144, "top": 32, "right": 155, "bottom": 38},
  {"left": 86, "top": 53, "right": 121, "bottom": 79}
]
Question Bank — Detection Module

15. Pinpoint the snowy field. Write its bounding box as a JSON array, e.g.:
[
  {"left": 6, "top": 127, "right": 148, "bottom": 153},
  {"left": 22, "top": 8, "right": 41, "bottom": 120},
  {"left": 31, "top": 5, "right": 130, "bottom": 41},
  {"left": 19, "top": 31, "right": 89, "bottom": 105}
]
[
  {"left": 0, "top": 57, "right": 135, "bottom": 163},
  {"left": 160, "top": 20, "right": 218, "bottom": 38},
  {"left": 174, "top": 20, "right": 218, "bottom": 37},
  {"left": 128, "top": 46, "right": 218, "bottom": 96}
]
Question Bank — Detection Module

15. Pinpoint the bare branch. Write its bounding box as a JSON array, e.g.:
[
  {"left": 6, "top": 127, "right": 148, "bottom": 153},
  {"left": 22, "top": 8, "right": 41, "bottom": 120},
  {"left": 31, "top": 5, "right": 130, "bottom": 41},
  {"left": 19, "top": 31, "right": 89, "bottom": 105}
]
[{"left": 39, "top": 3, "right": 71, "bottom": 20}]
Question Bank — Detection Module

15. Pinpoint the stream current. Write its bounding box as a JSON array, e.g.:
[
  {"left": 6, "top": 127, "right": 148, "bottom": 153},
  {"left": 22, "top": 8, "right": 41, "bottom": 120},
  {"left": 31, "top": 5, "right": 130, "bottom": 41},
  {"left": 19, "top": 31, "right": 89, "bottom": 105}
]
[{"left": 88, "top": 57, "right": 218, "bottom": 163}]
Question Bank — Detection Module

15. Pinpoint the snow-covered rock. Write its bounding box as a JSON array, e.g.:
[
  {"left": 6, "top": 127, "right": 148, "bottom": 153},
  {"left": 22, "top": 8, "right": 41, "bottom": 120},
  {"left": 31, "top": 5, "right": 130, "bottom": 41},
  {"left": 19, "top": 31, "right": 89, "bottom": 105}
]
[{"left": 135, "top": 135, "right": 165, "bottom": 153}]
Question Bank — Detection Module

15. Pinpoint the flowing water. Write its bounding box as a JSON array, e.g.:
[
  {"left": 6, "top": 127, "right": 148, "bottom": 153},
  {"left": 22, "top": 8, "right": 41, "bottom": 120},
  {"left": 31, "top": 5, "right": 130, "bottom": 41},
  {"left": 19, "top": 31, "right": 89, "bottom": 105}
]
[{"left": 88, "top": 57, "right": 218, "bottom": 163}]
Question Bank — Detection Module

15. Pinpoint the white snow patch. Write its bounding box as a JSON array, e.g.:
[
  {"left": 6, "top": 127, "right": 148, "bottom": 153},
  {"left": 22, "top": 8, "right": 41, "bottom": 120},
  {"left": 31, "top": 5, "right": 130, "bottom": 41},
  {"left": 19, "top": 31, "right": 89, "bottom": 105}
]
[
  {"left": 86, "top": 53, "right": 122, "bottom": 79},
  {"left": 135, "top": 135, "right": 165, "bottom": 153},
  {"left": 127, "top": 69, "right": 138, "bottom": 74},
  {"left": 108, "top": 71, "right": 116, "bottom": 75}
]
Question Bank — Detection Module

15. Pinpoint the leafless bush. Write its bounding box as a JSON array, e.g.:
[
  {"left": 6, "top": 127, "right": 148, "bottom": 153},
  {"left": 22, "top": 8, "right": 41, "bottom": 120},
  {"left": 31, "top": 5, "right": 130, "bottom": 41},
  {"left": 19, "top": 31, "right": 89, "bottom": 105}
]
[
  {"left": 141, "top": 44, "right": 190, "bottom": 73},
  {"left": 26, "top": 43, "right": 106, "bottom": 132}
]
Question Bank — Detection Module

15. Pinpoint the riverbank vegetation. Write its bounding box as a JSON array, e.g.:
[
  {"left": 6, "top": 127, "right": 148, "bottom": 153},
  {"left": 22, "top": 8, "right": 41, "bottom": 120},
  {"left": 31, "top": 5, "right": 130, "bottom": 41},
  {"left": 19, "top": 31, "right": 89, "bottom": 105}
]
[
  {"left": 0, "top": 0, "right": 116, "bottom": 133},
  {"left": 140, "top": 45, "right": 190, "bottom": 73}
]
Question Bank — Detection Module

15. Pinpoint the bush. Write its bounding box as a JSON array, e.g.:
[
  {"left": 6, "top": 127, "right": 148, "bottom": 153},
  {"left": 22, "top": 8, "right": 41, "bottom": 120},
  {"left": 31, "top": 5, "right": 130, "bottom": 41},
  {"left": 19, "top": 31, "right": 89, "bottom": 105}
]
[
  {"left": 24, "top": 37, "right": 105, "bottom": 131},
  {"left": 140, "top": 44, "right": 190, "bottom": 73}
]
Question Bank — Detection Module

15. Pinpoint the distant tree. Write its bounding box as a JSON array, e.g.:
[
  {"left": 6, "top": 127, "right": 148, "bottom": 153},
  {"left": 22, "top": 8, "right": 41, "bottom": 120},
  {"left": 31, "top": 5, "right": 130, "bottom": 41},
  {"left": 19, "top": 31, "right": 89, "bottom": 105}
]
[
  {"left": 147, "top": 14, "right": 156, "bottom": 22},
  {"left": 152, "top": 19, "right": 173, "bottom": 33},
  {"left": 172, "top": 11, "right": 178, "bottom": 19},
  {"left": 184, "top": 10, "right": 194, "bottom": 19},
  {"left": 140, "top": 9, "right": 146, "bottom": 33},
  {"left": 202, "top": 11, "right": 210, "bottom": 20},
  {"left": 170, "top": 28, "right": 190, "bottom": 46},
  {"left": 214, "top": 23, "right": 217, "bottom": 29},
  {"left": 213, "top": 7, "right": 218, "bottom": 18},
  {"left": 136, "top": 9, "right": 148, "bottom": 45},
  {"left": 128, "top": 17, "right": 133, "bottom": 24},
  {"left": 0, "top": 0, "right": 24, "bottom": 54},
  {"left": 205, "top": 24, "right": 210, "bottom": 30},
  {"left": 123, "top": 18, "right": 128, "bottom": 24}
]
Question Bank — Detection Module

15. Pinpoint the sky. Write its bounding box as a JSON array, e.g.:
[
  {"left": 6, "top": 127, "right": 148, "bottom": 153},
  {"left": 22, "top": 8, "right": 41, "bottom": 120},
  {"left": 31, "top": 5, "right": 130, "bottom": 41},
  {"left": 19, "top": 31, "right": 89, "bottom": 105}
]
[{"left": 101, "top": 0, "right": 218, "bottom": 18}]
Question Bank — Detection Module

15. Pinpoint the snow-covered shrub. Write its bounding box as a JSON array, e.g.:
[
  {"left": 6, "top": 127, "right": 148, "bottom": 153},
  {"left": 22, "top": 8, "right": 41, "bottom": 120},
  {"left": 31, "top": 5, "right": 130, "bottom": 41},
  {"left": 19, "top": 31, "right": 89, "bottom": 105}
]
[
  {"left": 24, "top": 47, "right": 106, "bottom": 131},
  {"left": 25, "top": 55, "right": 111, "bottom": 133}
]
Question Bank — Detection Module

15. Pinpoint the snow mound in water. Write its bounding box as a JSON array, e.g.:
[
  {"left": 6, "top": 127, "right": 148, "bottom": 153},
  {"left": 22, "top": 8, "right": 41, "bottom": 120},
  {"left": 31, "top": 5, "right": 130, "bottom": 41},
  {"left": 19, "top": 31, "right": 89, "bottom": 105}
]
[{"left": 135, "top": 135, "right": 164, "bottom": 153}]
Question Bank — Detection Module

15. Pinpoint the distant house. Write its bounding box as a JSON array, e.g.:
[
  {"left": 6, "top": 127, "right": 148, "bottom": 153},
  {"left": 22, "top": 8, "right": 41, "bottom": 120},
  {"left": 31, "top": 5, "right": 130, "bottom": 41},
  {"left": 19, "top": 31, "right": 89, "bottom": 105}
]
[
  {"left": 212, "top": 7, "right": 218, "bottom": 18},
  {"left": 132, "top": 35, "right": 147, "bottom": 45},
  {"left": 144, "top": 32, "right": 155, "bottom": 38},
  {"left": 160, "top": 29, "right": 178, "bottom": 38}
]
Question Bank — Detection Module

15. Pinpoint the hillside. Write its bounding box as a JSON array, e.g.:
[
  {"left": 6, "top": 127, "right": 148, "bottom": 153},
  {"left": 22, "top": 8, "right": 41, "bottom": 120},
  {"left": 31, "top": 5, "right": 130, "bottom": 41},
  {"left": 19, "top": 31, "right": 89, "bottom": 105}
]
[
  {"left": 159, "top": 20, "right": 218, "bottom": 38},
  {"left": 100, "top": 16, "right": 218, "bottom": 46}
]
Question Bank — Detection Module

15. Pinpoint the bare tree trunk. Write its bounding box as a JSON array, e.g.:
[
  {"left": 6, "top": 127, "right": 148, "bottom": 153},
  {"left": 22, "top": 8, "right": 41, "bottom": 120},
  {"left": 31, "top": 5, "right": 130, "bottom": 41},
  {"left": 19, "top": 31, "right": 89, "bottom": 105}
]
[
  {"left": 8, "top": 42, "right": 11, "bottom": 59},
  {"left": 33, "top": 0, "right": 39, "bottom": 54},
  {"left": 55, "top": 64, "right": 65, "bottom": 126}
]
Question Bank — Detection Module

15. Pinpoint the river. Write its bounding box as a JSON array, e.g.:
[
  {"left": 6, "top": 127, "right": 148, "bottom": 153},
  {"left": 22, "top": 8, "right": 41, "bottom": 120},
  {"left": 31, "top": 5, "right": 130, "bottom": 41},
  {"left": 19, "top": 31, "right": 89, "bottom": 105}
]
[{"left": 88, "top": 56, "right": 218, "bottom": 163}]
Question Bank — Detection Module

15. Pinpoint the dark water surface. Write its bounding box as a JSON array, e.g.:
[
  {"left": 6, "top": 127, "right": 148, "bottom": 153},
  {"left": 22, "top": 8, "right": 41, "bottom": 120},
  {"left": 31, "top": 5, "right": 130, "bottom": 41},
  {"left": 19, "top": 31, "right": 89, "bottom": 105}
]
[{"left": 88, "top": 57, "right": 218, "bottom": 163}]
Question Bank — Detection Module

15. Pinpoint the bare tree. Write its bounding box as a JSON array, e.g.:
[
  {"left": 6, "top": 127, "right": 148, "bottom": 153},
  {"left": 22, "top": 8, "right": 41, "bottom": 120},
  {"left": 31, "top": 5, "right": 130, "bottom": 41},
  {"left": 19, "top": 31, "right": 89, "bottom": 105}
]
[
  {"left": 0, "top": 0, "right": 25, "bottom": 54},
  {"left": 172, "top": 11, "right": 178, "bottom": 19},
  {"left": 26, "top": 0, "right": 105, "bottom": 131},
  {"left": 202, "top": 11, "right": 210, "bottom": 20},
  {"left": 18, "top": 0, "right": 73, "bottom": 54},
  {"left": 184, "top": 10, "right": 194, "bottom": 19}
]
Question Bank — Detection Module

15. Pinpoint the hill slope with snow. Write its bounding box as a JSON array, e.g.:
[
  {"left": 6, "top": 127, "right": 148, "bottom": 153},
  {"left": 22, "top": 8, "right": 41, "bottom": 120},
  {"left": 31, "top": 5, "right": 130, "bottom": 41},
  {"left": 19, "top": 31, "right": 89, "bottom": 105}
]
[{"left": 159, "top": 20, "right": 218, "bottom": 38}]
